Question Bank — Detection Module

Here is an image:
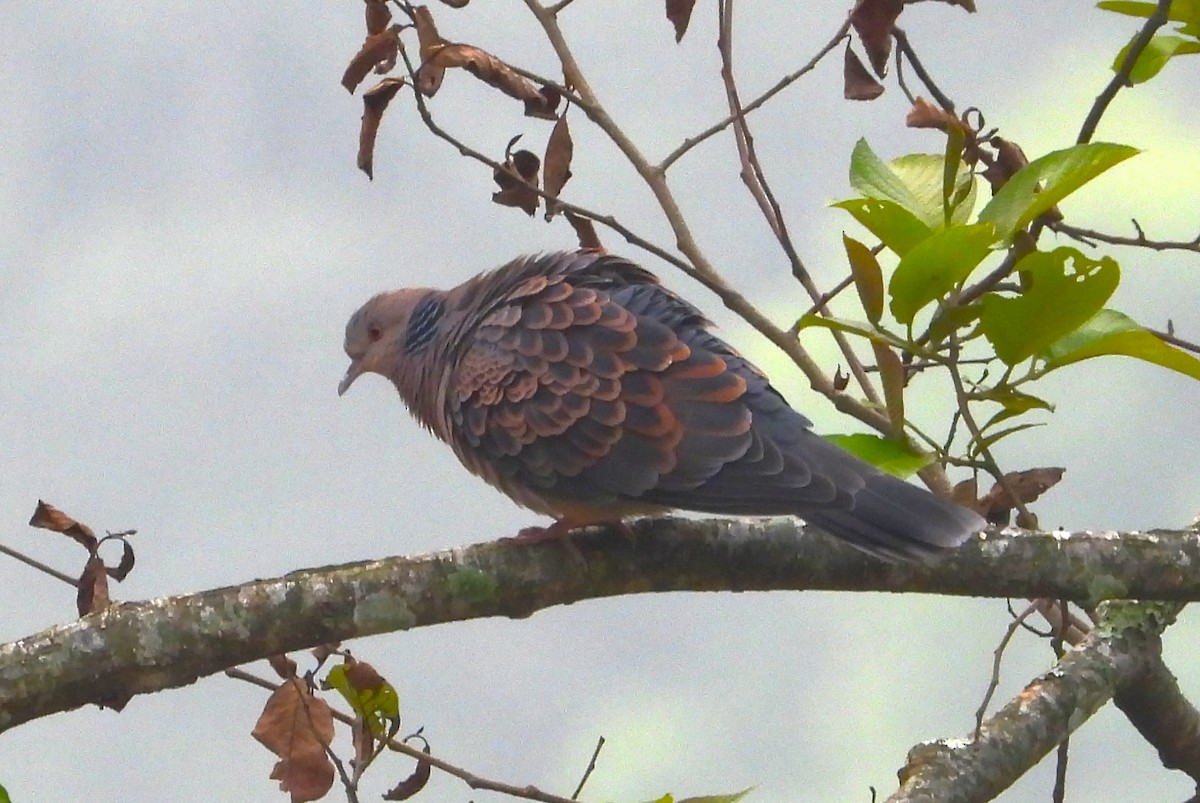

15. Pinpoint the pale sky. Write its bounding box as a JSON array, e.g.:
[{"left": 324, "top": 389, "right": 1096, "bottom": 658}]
[{"left": 3, "top": 2, "right": 1199, "bottom": 801}]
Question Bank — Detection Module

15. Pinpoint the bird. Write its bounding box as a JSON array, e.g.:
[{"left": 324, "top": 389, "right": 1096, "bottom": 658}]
[{"left": 339, "top": 251, "right": 984, "bottom": 559}]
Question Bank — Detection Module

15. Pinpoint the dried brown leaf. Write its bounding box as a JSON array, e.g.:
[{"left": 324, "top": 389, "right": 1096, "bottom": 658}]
[
  {"left": 413, "top": 6, "right": 446, "bottom": 96},
  {"left": 384, "top": 739, "right": 433, "bottom": 800},
  {"left": 666, "top": 0, "right": 697, "bottom": 43},
  {"left": 342, "top": 27, "right": 401, "bottom": 94},
  {"left": 905, "top": 97, "right": 958, "bottom": 130},
  {"left": 358, "top": 78, "right": 407, "bottom": 180},
  {"left": 104, "top": 536, "right": 136, "bottom": 581},
  {"left": 844, "top": 45, "right": 885, "bottom": 101},
  {"left": 310, "top": 644, "right": 340, "bottom": 667},
  {"left": 253, "top": 679, "right": 336, "bottom": 803},
  {"left": 524, "top": 84, "right": 561, "bottom": 121},
  {"left": 981, "top": 135, "right": 1030, "bottom": 194},
  {"left": 833, "top": 365, "right": 850, "bottom": 392},
  {"left": 493, "top": 146, "right": 540, "bottom": 216},
  {"left": 565, "top": 211, "right": 605, "bottom": 253},
  {"left": 77, "top": 555, "right": 110, "bottom": 616},
  {"left": 980, "top": 467, "right": 1066, "bottom": 525},
  {"left": 871, "top": 341, "right": 906, "bottom": 430},
  {"left": 951, "top": 477, "right": 980, "bottom": 512},
  {"left": 428, "top": 42, "right": 556, "bottom": 115},
  {"left": 269, "top": 654, "right": 299, "bottom": 680},
  {"left": 850, "top": 0, "right": 903, "bottom": 77},
  {"left": 365, "top": 0, "right": 391, "bottom": 36},
  {"left": 29, "top": 499, "right": 97, "bottom": 551},
  {"left": 543, "top": 114, "right": 573, "bottom": 220}
]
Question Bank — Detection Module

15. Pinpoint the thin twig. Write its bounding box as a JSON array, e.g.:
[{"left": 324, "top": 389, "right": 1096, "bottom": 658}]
[
  {"left": 658, "top": 2, "right": 862, "bottom": 172},
  {"left": 225, "top": 667, "right": 581, "bottom": 803},
  {"left": 892, "top": 27, "right": 956, "bottom": 112},
  {"left": 1077, "top": 0, "right": 1174, "bottom": 144},
  {"left": 1052, "top": 220, "right": 1200, "bottom": 255},
  {"left": 974, "top": 602, "right": 1039, "bottom": 738},
  {"left": 717, "top": 0, "right": 881, "bottom": 407},
  {"left": 0, "top": 542, "right": 79, "bottom": 587},
  {"left": 571, "top": 736, "right": 605, "bottom": 800}
]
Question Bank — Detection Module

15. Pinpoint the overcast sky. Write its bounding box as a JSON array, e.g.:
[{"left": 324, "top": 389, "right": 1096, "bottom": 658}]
[{"left": 3, "top": 2, "right": 1199, "bottom": 802}]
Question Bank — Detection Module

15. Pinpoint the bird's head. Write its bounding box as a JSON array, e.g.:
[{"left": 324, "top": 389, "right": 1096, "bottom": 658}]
[{"left": 338, "top": 288, "right": 444, "bottom": 398}]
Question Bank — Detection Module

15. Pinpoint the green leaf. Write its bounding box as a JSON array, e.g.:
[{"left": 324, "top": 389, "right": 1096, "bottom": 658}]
[
  {"left": 847, "top": 140, "right": 976, "bottom": 228},
  {"left": 1098, "top": 0, "right": 1200, "bottom": 24},
  {"left": 977, "top": 143, "right": 1139, "bottom": 242},
  {"left": 796, "top": 314, "right": 905, "bottom": 347},
  {"left": 979, "top": 247, "right": 1119, "bottom": 365},
  {"left": 824, "top": 434, "right": 935, "bottom": 478},
  {"left": 324, "top": 662, "right": 401, "bottom": 737},
  {"left": 832, "top": 198, "right": 933, "bottom": 256},
  {"left": 676, "top": 789, "right": 756, "bottom": 803},
  {"left": 888, "top": 223, "right": 996, "bottom": 325},
  {"left": 1041, "top": 309, "right": 1200, "bottom": 381},
  {"left": 973, "top": 386, "right": 1055, "bottom": 415},
  {"left": 1113, "top": 34, "right": 1200, "bottom": 84},
  {"left": 843, "top": 234, "right": 884, "bottom": 323},
  {"left": 0, "top": 783, "right": 9, "bottom": 803}
]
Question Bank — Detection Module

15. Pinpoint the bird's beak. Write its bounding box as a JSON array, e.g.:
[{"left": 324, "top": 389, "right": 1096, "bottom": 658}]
[{"left": 338, "top": 359, "right": 365, "bottom": 396}]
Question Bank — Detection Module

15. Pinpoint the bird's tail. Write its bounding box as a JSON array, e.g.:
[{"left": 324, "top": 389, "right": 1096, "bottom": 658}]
[{"left": 803, "top": 471, "right": 984, "bottom": 560}]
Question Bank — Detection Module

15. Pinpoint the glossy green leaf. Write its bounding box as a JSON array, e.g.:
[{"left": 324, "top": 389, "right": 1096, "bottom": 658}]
[
  {"left": 979, "top": 247, "right": 1119, "bottom": 365},
  {"left": 832, "top": 198, "right": 933, "bottom": 256},
  {"left": 888, "top": 223, "right": 996, "bottom": 325},
  {"left": 825, "top": 434, "right": 935, "bottom": 478},
  {"left": 1098, "top": 0, "right": 1200, "bottom": 25},
  {"left": 977, "top": 142, "right": 1139, "bottom": 242},
  {"left": 1113, "top": 34, "right": 1200, "bottom": 83},
  {"left": 1041, "top": 309, "right": 1200, "bottom": 381},
  {"left": 847, "top": 140, "right": 976, "bottom": 229},
  {"left": 843, "top": 234, "right": 884, "bottom": 323}
]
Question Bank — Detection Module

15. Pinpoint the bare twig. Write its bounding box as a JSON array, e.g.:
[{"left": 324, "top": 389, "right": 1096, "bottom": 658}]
[
  {"left": 226, "top": 667, "right": 581, "bottom": 803},
  {"left": 717, "top": 0, "right": 881, "bottom": 407},
  {"left": 571, "top": 736, "right": 605, "bottom": 800},
  {"left": 0, "top": 542, "right": 79, "bottom": 587},
  {"left": 892, "top": 27, "right": 956, "bottom": 112},
  {"left": 1078, "top": 0, "right": 1174, "bottom": 144},
  {"left": 658, "top": 3, "right": 862, "bottom": 172},
  {"left": 973, "top": 602, "right": 1039, "bottom": 738},
  {"left": 1052, "top": 220, "right": 1200, "bottom": 255}
]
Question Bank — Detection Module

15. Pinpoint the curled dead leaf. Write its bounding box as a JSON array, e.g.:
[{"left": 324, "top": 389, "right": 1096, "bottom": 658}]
[
  {"left": 844, "top": 45, "right": 885, "bottom": 101},
  {"left": 493, "top": 138, "right": 540, "bottom": 216},
  {"left": 413, "top": 5, "right": 446, "bottom": 96},
  {"left": 77, "top": 555, "right": 110, "bottom": 616},
  {"left": 253, "top": 679, "right": 336, "bottom": 803},
  {"left": 358, "top": 77, "right": 407, "bottom": 180},
  {"left": 365, "top": 0, "right": 391, "bottom": 36},
  {"left": 29, "top": 499, "right": 97, "bottom": 550},
  {"left": 850, "top": 0, "right": 903, "bottom": 77},
  {"left": 542, "top": 114, "right": 573, "bottom": 220},
  {"left": 833, "top": 365, "right": 850, "bottom": 392},
  {"left": 269, "top": 654, "right": 299, "bottom": 680},
  {"left": 980, "top": 467, "right": 1066, "bottom": 525},
  {"left": 384, "top": 735, "right": 433, "bottom": 801},
  {"left": 427, "top": 42, "right": 558, "bottom": 118},
  {"left": 342, "top": 26, "right": 402, "bottom": 94},
  {"left": 905, "top": 97, "right": 960, "bottom": 130},
  {"left": 665, "top": 0, "right": 697, "bottom": 43}
]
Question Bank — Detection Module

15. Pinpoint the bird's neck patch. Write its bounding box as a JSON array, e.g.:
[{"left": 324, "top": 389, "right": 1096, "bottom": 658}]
[{"left": 404, "top": 295, "right": 445, "bottom": 355}]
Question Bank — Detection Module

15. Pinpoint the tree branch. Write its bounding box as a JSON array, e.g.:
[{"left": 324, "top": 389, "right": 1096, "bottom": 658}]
[
  {"left": 890, "top": 600, "right": 1187, "bottom": 801},
  {"left": 3, "top": 519, "right": 1200, "bottom": 735}
]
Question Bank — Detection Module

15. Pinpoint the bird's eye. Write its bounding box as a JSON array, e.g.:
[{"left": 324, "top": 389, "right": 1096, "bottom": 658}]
[{"left": 367, "top": 325, "right": 382, "bottom": 342}]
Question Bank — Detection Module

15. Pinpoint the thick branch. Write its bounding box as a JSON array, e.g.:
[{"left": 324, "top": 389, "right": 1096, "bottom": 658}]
[
  {"left": 890, "top": 601, "right": 1185, "bottom": 801},
  {"left": 2, "top": 520, "right": 1199, "bottom": 734}
]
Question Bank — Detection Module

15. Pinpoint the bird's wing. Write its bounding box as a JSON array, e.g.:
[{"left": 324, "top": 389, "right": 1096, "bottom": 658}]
[{"left": 443, "top": 253, "right": 845, "bottom": 512}]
